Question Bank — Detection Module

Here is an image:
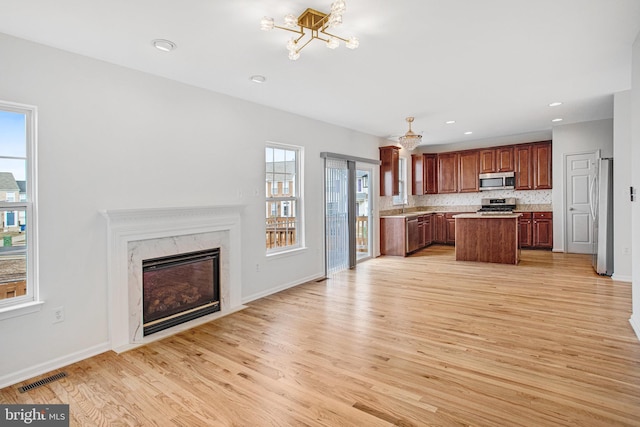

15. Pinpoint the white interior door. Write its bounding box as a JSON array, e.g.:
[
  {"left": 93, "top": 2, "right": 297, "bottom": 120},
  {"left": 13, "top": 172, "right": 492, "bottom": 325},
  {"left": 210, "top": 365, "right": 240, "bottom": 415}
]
[{"left": 565, "top": 151, "right": 597, "bottom": 253}]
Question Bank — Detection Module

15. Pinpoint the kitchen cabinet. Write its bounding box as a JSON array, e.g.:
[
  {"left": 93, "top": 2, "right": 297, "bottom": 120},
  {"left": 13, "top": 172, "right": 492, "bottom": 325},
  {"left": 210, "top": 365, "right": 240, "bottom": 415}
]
[
  {"left": 434, "top": 213, "right": 447, "bottom": 243},
  {"left": 518, "top": 212, "right": 533, "bottom": 248},
  {"left": 406, "top": 217, "right": 421, "bottom": 253},
  {"left": 459, "top": 150, "right": 480, "bottom": 192},
  {"left": 515, "top": 144, "right": 533, "bottom": 190},
  {"left": 479, "top": 149, "right": 496, "bottom": 174},
  {"left": 411, "top": 154, "right": 424, "bottom": 196},
  {"left": 515, "top": 141, "right": 552, "bottom": 190},
  {"left": 480, "top": 146, "right": 514, "bottom": 174},
  {"left": 380, "top": 146, "right": 400, "bottom": 196},
  {"left": 380, "top": 214, "right": 435, "bottom": 256},
  {"left": 533, "top": 212, "right": 553, "bottom": 248},
  {"left": 411, "top": 154, "right": 438, "bottom": 195},
  {"left": 424, "top": 214, "right": 433, "bottom": 245},
  {"left": 496, "top": 146, "right": 515, "bottom": 172},
  {"left": 533, "top": 141, "right": 552, "bottom": 189},
  {"left": 437, "top": 153, "right": 459, "bottom": 193},
  {"left": 445, "top": 213, "right": 457, "bottom": 244}
]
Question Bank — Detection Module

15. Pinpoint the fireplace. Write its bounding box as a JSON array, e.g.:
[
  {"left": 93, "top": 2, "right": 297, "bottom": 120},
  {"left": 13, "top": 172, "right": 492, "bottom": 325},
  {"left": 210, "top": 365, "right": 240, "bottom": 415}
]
[
  {"left": 103, "top": 205, "right": 244, "bottom": 353},
  {"left": 142, "top": 248, "right": 220, "bottom": 336}
]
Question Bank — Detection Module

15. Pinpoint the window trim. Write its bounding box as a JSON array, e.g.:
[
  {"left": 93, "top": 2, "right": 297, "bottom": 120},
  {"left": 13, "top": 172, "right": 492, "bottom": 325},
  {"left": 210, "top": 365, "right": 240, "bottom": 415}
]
[
  {"left": 392, "top": 157, "right": 407, "bottom": 206},
  {"left": 265, "top": 141, "right": 304, "bottom": 256},
  {"left": 0, "top": 100, "right": 41, "bottom": 319}
]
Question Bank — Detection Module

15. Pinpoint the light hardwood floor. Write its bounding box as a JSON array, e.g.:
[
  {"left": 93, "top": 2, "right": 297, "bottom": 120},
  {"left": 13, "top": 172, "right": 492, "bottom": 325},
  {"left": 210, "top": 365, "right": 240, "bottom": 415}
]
[{"left": 2, "top": 246, "right": 639, "bottom": 426}]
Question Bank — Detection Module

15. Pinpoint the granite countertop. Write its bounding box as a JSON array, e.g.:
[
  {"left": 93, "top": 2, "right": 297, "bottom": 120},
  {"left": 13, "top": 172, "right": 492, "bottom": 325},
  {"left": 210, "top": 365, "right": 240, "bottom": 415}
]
[
  {"left": 380, "top": 204, "right": 552, "bottom": 218},
  {"left": 452, "top": 213, "right": 523, "bottom": 219}
]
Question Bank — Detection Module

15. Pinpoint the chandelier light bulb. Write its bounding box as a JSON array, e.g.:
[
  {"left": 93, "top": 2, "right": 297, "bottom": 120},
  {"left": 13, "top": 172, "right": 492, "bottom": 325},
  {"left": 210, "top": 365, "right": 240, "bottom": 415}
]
[
  {"left": 331, "top": 0, "right": 347, "bottom": 14},
  {"left": 287, "top": 38, "right": 298, "bottom": 52},
  {"left": 260, "top": 16, "right": 274, "bottom": 31},
  {"left": 288, "top": 50, "right": 301, "bottom": 60},
  {"left": 283, "top": 14, "right": 298, "bottom": 28},
  {"left": 328, "top": 13, "right": 343, "bottom": 28},
  {"left": 326, "top": 37, "right": 339, "bottom": 49},
  {"left": 345, "top": 36, "right": 359, "bottom": 49}
]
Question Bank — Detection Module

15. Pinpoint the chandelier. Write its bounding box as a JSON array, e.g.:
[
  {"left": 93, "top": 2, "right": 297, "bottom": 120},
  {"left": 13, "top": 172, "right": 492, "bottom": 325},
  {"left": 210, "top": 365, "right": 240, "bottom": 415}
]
[
  {"left": 398, "top": 117, "right": 423, "bottom": 151},
  {"left": 260, "top": 1, "right": 359, "bottom": 60}
]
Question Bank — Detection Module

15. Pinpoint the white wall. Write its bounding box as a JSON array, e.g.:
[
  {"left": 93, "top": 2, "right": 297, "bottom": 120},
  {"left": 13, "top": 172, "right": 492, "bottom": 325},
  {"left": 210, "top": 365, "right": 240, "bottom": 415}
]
[
  {"left": 630, "top": 32, "right": 640, "bottom": 341},
  {"left": 0, "top": 33, "right": 383, "bottom": 386},
  {"left": 613, "top": 91, "right": 633, "bottom": 282},
  {"left": 551, "top": 119, "right": 614, "bottom": 252}
]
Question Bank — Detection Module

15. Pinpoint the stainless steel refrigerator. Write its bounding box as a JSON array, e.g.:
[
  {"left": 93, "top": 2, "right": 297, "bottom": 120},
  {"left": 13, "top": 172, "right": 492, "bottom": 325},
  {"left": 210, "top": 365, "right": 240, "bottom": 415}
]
[{"left": 591, "top": 157, "right": 613, "bottom": 275}]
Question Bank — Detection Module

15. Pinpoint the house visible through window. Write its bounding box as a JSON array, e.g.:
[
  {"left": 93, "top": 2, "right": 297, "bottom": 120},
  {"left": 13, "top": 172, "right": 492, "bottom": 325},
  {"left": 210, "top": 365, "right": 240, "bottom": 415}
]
[
  {"left": 266, "top": 143, "right": 303, "bottom": 253},
  {"left": 0, "top": 101, "right": 38, "bottom": 312}
]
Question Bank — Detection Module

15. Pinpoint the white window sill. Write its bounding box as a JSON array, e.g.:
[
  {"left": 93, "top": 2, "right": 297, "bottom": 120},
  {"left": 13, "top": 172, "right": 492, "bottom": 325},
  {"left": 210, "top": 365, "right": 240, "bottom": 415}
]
[
  {"left": 0, "top": 300, "right": 44, "bottom": 321},
  {"left": 266, "top": 246, "right": 308, "bottom": 260}
]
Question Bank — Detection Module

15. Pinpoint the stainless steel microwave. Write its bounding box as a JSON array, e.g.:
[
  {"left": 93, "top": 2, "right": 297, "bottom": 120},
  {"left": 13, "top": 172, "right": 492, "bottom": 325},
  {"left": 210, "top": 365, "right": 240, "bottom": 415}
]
[{"left": 479, "top": 171, "right": 515, "bottom": 191}]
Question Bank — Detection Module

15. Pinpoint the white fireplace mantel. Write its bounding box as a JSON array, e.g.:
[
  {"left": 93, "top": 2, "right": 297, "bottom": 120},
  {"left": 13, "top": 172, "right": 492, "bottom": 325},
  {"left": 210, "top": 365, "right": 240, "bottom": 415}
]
[{"left": 102, "top": 205, "right": 244, "bottom": 353}]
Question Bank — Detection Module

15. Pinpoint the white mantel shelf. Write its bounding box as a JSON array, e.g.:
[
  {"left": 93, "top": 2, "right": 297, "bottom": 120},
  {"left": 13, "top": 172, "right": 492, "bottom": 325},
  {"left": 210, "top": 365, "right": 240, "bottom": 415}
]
[{"left": 102, "top": 205, "right": 245, "bottom": 353}]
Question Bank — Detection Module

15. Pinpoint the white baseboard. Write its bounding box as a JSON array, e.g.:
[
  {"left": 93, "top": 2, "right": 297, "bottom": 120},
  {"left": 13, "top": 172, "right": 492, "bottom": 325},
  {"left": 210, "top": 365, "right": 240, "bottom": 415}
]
[
  {"left": 629, "top": 315, "right": 640, "bottom": 342},
  {"left": 0, "top": 341, "right": 111, "bottom": 390},
  {"left": 611, "top": 274, "right": 632, "bottom": 283},
  {"left": 242, "top": 272, "right": 325, "bottom": 305}
]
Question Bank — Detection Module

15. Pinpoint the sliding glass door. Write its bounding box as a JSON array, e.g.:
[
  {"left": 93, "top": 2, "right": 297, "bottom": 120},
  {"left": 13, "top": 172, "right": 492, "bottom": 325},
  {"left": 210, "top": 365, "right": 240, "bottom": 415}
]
[{"left": 324, "top": 157, "right": 375, "bottom": 275}]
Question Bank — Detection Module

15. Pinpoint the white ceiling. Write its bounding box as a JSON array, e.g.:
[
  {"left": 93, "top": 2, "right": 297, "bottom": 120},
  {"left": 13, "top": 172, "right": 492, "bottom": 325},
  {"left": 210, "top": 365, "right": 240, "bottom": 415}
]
[{"left": 1, "top": 0, "right": 639, "bottom": 147}]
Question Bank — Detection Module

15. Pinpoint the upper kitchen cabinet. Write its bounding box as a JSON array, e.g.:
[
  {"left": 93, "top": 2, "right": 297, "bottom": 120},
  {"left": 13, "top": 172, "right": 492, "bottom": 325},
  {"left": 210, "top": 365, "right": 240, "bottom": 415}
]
[
  {"left": 458, "top": 150, "right": 480, "bottom": 193},
  {"left": 496, "top": 146, "right": 515, "bottom": 172},
  {"left": 380, "top": 145, "right": 400, "bottom": 196},
  {"left": 437, "top": 152, "right": 459, "bottom": 193},
  {"left": 533, "top": 141, "right": 552, "bottom": 189},
  {"left": 480, "top": 146, "right": 514, "bottom": 174},
  {"left": 515, "top": 144, "right": 533, "bottom": 190},
  {"left": 515, "top": 141, "right": 552, "bottom": 191},
  {"left": 411, "top": 153, "right": 438, "bottom": 195},
  {"left": 479, "top": 149, "right": 496, "bottom": 174}
]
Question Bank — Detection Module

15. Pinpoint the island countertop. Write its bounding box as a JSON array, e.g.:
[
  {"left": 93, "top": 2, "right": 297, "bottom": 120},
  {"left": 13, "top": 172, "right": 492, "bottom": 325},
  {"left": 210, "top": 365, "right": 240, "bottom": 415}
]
[{"left": 452, "top": 213, "right": 522, "bottom": 219}]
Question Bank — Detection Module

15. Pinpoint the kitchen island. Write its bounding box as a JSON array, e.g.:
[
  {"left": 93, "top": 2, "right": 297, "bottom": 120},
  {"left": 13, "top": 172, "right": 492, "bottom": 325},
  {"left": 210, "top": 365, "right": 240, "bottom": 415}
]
[{"left": 453, "top": 213, "right": 522, "bottom": 264}]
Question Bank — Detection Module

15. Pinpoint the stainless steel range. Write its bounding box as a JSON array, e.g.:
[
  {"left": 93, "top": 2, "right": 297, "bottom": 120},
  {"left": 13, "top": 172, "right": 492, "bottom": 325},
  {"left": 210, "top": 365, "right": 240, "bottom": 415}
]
[{"left": 477, "top": 197, "right": 517, "bottom": 214}]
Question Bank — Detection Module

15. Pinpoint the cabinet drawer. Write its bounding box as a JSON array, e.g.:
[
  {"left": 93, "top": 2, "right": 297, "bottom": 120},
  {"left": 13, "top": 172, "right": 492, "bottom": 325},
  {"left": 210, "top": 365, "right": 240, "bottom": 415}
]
[
  {"left": 533, "top": 212, "right": 552, "bottom": 219},
  {"left": 518, "top": 212, "right": 532, "bottom": 219}
]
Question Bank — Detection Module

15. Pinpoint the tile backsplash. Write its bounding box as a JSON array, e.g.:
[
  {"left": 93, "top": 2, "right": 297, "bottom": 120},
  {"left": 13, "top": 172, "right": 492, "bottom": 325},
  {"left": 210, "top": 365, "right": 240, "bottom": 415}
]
[{"left": 380, "top": 189, "right": 552, "bottom": 211}]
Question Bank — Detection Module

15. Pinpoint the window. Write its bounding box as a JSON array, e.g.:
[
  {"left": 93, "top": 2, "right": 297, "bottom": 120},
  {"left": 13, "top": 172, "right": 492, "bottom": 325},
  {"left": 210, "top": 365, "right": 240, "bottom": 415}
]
[
  {"left": 393, "top": 157, "right": 407, "bottom": 205},
  {"left": 0, "top": 101, "right": 39, "bottom": 316},
  {"left": 266, "top": 143, "right": 303, "bottom": 253}
]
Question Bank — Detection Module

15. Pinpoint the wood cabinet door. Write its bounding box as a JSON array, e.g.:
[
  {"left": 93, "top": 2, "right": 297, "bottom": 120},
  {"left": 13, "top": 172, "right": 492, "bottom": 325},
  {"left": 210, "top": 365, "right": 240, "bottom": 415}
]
[
  {"left": 459, "top": 150, "right": 479, "bottom": 193},
  {"left": 496, "top": 146, "right": 514, "bottom": 172},
  {"left": 411, "top": 154, "right": 424, "bottom": 195},
  {"left": 445, "top": 215, "right": 456, "bottom": 244},
  {"left": 437, "top": 153, "right": 459, "bottom": 193},
  {"left": 518, "top": 214, "right": 533, "bottom": 248},
  {"left": 479, "top": 149, "right": 496, "bottom": 174},
  {"left": 533, "top": 141, "right": 552, "bottom": 189},
  {"left": 379, "top": 146, "right": 400, "bottom": 196},
  {"left": 406, "top": 218, "right": 420, "bottom": 253},
  {"left": 424, "top": 154, "right": 438, "bottom": 194},
  {"left": 515, "top": 145, "right": 533, "bottom": 190},
  {"left": 424, "top": 215, "right": 433, "bottom": 245},
  {"left": 434, "top": 214, "right": 446, "bottom": 243},
  {"left": 533, "top": 212, "right": 553, "bottom": 248}
]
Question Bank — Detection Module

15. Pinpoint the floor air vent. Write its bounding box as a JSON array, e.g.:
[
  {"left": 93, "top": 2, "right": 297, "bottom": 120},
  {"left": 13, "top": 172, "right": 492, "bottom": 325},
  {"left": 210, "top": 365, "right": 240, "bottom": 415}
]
[{"left": 18, "top": 371, "right": 67, "bottom": 393}]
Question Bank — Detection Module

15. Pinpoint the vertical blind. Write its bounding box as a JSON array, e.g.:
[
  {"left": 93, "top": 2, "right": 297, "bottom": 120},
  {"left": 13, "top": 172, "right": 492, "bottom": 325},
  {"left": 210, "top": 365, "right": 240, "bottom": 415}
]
[{"left": 325, "top": 158, "right": 350, "bottom": 274}]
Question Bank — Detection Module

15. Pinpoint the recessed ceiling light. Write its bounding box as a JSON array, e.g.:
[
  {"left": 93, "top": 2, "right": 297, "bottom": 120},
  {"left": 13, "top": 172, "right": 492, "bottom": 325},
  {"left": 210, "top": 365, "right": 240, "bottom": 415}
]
[
  {"left": 464, "top": 131, "right": 473, "bottom": 135},
  {"left": 552, "top": 118, "right": 563, "bottom": 122},
  {"left": 152, "top": 39, "right": 176, "bottom": 52},
  {"left": 549, "top": 102, "right": 563, "bottom": 107},
  {"left": 445, "top": 120, "right": 456, "bottom": 124},
  {"left": 250, "top": 75, "right": 266, "bottom": 83}
]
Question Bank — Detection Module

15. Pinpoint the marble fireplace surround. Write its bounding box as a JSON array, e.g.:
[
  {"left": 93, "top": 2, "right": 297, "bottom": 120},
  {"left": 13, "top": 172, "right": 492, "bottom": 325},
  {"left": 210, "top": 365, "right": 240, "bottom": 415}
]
[{"left": 103, "top": 205, "right": 244, "bottom": 353}]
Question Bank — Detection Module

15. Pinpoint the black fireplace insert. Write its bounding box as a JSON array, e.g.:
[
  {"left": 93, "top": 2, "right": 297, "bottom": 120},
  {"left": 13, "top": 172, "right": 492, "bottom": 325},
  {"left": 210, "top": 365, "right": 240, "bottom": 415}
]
[{"left": 142, "top": 248, "right": 220, "bottom": 336}]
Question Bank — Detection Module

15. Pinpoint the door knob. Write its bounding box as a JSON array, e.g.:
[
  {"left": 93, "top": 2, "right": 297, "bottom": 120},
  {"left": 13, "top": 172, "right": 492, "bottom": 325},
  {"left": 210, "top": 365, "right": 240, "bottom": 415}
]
[{"left": 569, "top": 207, "right": 575, "bottom": 211}]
